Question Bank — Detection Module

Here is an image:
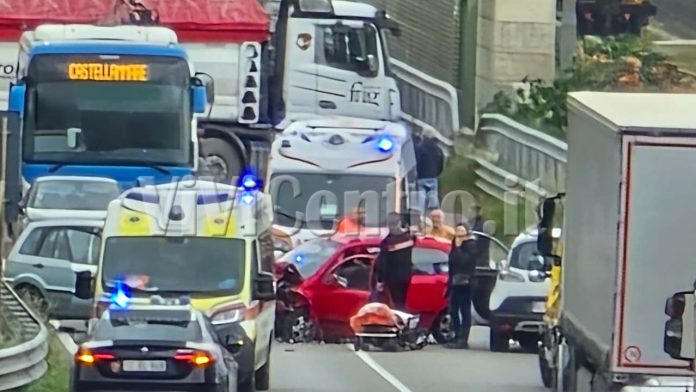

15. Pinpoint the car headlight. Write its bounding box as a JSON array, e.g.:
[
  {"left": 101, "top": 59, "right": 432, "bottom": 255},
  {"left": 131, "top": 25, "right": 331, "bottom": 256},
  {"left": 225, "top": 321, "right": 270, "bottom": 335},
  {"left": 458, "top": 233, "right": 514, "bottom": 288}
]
[
  {"left": 209, "top": 302, "right": 247, "bottom": 325},
  {"left": 499, "top": 270, "right": 525, "bottom": 282}
]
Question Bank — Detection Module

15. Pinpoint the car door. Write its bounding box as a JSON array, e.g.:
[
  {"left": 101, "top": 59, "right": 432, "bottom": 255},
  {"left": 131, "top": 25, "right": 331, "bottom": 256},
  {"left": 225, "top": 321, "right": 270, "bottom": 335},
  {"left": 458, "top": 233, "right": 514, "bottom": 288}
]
[
  {"left": 471, "top": 232, "right": 509, "bottom": 323},
  {"left": 314, "top": 20, "right": 387, "bottom": 119},
  {"left": 310, "top": 250, "right": 374, "bottom": 336},
  {"left": 7, "top": 226, "right": 75, "bottom": 301}
]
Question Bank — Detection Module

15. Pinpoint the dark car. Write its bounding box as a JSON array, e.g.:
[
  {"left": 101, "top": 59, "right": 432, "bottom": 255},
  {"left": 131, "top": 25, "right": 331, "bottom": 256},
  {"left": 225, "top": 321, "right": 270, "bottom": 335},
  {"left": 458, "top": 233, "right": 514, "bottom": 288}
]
[{"left": 70, "top": 299, "right": 238, "bottom": 392}]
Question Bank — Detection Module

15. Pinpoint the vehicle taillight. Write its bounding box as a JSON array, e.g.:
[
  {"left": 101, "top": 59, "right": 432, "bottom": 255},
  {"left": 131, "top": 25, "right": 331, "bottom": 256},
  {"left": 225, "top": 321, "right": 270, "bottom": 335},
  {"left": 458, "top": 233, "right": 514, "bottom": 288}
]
[
  {"left": 76, "top": 349, "right": 115, "bottom": 365},
  {"left": 174, "top": 350, "right": 214, "bottom": 366}
]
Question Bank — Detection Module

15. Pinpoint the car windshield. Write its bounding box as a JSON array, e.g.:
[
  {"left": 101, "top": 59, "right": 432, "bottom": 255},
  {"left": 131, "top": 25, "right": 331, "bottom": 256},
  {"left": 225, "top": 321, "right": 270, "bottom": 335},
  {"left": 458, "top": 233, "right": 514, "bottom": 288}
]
[
  {"left": 92, "top": 318, "right": 202, "bottom": 342},
  {"left": 29, "top": 180, "right": 121, "bottom": 210},
  {"left": 279, "top": 239, "right": 342, "bottom": 278},
  {"left": 508, "top": 241, "right": 541, "bottom": 270},
  {"left": 413, "top": 247, "right": 449, "bottom": 275},
  {"left": 101, "top": 236, "right": 245, "bottom": 295},
  {"left": 270, "top": 173, "right": 394, "bottom": 228},
  {"left": 23, "top": 54, "right": 191, "bottom": 166}
]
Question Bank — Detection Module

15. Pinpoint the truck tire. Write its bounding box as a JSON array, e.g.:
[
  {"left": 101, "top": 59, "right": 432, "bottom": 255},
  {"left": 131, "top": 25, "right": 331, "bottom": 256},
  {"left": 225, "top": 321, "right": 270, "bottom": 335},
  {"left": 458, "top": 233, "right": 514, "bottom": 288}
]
[
  {"left": 200, "top": 138, "right": 243, "bottom": 184},
  {"left": 255, "top": 352, "right": 270, "bottom": 391},
  {"left": 538, "top": 345, "right": 554, "bottom": 388},
  {"left": 489, "top": 328, "right": 509, "bottom": 352}
]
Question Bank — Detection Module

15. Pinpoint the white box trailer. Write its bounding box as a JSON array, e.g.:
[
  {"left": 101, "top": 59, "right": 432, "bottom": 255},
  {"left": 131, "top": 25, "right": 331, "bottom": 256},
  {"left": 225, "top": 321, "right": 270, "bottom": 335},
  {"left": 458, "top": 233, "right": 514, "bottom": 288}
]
[{"left": 561, "top": 92, "right": 696, "bottom": 390}]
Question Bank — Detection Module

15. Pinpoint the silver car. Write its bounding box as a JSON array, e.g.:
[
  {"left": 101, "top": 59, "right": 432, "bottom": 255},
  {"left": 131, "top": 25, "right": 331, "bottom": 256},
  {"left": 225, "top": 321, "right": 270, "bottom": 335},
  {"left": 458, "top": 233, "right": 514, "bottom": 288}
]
[
  {"left": 3, "top": 220, "right": 102, "bottom": 320},
  {"left": 18, "top": 176, "right": 120, "bottom": 231}
]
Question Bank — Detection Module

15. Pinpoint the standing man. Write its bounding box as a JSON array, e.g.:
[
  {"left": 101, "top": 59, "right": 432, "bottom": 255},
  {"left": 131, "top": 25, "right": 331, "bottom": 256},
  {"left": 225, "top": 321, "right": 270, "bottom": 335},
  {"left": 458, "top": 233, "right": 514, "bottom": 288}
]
[
  {"left": 375, "top": 213, "right": 415, "bottom": 311},
  {"left": 426, "top": 209, "right": 454, "bottom": 241},
  {"left": 415, "top": 127, "right": 445, "bottom": 213}
]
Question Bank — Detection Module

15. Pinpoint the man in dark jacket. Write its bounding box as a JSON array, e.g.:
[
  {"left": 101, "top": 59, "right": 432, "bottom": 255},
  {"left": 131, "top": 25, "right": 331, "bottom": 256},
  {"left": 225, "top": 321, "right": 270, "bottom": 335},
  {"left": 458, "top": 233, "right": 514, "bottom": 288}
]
[
  {"left": 375, "top": 213, "right": 415, "bottom": 311},
  {"left": 446, "top": 222, "right": 479, "bottom": 349},
  {"left": 415, "top": 127, "right": 444, "bottom": 213}
]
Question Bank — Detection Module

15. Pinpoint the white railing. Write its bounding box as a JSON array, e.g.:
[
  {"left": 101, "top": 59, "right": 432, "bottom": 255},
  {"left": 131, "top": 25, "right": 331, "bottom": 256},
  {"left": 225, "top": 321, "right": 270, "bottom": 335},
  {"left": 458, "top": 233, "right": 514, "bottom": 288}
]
[
  {"left": 473, "top": 113, "right": 567, "bottom": 204},
  {"left": 0, "top": 282, "right": 49, "bottom": 391},
  {"left": 390, "top": 58, "right": 471, "bottom": 146}
]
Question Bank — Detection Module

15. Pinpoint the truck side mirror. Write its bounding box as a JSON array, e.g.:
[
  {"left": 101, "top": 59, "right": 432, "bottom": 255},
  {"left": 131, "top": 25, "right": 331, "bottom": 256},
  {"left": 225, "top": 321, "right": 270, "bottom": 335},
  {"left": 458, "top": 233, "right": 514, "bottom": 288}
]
[
  {"left": 663, "top": 291, "right": 696, "bottom": 361},
  {"left": 253, "top": 272, "right": 275, "bottom": 301},
  {"left": 194, "top": 73, "right": 215, "bottom": 106},
  {"left": 192, "top": 85, "right": 207, "bottom": 114},
  {"left": 367, "top": 54, "right": 378, "bottom": 74},
  {"left": 8, "top": 84, "right": 25, "bottom": 114},
  {"left": 74, "top": 270, "right": 94, "bottom": 300}
]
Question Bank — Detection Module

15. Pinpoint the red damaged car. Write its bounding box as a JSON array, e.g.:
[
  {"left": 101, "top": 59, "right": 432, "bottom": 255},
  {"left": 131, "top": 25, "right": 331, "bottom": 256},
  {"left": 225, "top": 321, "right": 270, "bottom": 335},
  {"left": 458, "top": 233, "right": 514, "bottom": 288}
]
[{"left": 274, "top": 233, "right": 507, "bottom": 344}]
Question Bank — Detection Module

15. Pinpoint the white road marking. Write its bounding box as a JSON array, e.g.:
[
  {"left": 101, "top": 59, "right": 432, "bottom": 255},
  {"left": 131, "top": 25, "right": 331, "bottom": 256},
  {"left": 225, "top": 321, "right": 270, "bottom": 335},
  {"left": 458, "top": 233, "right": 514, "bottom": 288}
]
[{"left": 345, "top": 344, "right": 412, "bottom": 392}]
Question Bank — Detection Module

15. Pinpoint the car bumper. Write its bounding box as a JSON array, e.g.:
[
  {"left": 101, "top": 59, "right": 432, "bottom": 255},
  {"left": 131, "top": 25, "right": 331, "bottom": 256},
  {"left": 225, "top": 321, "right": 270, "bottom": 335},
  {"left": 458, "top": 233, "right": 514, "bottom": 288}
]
[
  {"left": 71, "top": 364, "right": 220, "bottom": 392},
  {"left": 214, "top": 321, "right": 255, "bottom": 383},
  {"left": 490, "top": 295, "right": 547, "bottom": 335}
]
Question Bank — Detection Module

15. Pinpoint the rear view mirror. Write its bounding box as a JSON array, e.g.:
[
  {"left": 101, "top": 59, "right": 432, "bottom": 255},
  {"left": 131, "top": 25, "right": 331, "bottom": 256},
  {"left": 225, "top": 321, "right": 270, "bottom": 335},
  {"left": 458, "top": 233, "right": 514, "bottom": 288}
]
[
  {"left": 663, "top": 291, "right": 696, "bottom": 361},
  {"left": 253, "top": 272, "right": 275, "bottom": 301},
  {"left": 367, "top": 54, "right": 377, "bottom": 74},
  {"left": 192, "top": 85, "right": 207, "bottom": 114},
  {"left": 74, "top": 270, "right": 93, "bottom": 300}
]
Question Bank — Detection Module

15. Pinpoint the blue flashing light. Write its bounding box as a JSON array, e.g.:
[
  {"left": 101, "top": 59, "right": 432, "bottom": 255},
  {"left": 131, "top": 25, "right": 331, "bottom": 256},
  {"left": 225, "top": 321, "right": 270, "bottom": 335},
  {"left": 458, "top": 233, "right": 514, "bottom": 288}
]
[
  {"left": 294, "top": 254, "right": 304, "bottom": 265},
  {"left": 240, "top": 192, "right": 255, "bottom": 205},
  {"left": 110, "top": 281, "right": 131, "bottom": 309},
  {"left": 241, "top": 174, "right": 258, "bottom": 191},
  {"left": 376, "top": 135, "right": 394, "bottom": 152}
]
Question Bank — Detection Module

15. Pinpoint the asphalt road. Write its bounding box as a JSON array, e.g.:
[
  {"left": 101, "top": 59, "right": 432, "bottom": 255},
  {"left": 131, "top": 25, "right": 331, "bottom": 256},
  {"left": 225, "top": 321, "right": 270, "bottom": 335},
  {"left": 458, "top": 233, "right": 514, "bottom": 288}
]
[
  {"left": 650, "top": 0, "right": 696, "bottom": 39},
  {"left": 57, "top": 323, "right": 545, "bottom": 391}
]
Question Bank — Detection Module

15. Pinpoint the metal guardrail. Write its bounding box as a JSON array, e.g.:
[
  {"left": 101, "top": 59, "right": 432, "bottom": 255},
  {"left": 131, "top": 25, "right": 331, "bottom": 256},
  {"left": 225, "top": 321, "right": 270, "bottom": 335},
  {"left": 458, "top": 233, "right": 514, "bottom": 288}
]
[
  {"left": 390, "top": 58, "right": 471, "bottom": 146},
  {"left": 473, "top": 113, "right": 568, "bottom": 204},
  {"left": 0, "top": 281, "right": 49, "bottom": 391}
]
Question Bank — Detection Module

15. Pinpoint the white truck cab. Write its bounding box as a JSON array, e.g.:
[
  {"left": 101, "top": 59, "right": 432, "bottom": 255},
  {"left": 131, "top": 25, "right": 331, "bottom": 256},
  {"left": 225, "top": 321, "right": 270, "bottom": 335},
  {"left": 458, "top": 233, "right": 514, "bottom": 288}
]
[{"left": 267, "top": 117, "right": 416, "bottom": 244}]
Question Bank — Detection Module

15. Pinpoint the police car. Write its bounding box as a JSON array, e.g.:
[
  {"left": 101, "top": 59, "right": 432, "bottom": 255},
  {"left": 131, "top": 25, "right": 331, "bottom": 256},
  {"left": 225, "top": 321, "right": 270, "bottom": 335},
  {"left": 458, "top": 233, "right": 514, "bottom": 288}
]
[{"left": 71, "top": 295, "right": 238, "bottom": 392}]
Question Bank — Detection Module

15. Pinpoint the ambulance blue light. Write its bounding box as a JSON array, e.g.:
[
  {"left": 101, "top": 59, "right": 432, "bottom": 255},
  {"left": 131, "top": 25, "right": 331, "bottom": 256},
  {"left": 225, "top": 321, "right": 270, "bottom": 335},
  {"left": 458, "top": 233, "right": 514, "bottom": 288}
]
[
  {"left": 376, "top": 136, "right": 394, "bottom": 152},
  {"left": 125, "top": 191, "right": 160, "bottom": 203},
  {"left": 240, "top": 192, "right": 255, "bottom": 205},
  {"left": 110, "top": 281, "right": 131, "bottom": 309},
  {"left": 241, "top": 175, "right": 258, "bottom": 191},
  {"left": 295, "top": 255, "right": 304, "bottom": 265}
]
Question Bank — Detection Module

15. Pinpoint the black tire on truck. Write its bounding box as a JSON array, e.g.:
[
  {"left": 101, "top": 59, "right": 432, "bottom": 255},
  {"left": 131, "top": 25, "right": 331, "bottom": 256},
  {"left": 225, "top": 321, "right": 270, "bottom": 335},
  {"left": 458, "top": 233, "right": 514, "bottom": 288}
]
[
  {"left": 199, "top": 137, "right": 243, "bottom": 184},
  {"left": 255, "top": 339, "right": 271, "bottom": 391},
  {"left": 538, "top": 345, "right": 554, "bottom": 388}
]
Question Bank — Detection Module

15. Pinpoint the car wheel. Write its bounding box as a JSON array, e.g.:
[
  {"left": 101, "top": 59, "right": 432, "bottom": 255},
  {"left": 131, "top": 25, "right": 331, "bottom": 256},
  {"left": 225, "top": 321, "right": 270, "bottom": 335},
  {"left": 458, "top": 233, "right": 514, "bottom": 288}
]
[
  {"left": 282, "top": 311, "right": 316, "bottom": 344},
  {"left": 15, "top": 285, "right": 49, "bottom": 319},
  {"left": 431, "top": 312, "right": 455, "bottom": 344},
  {"left": 489, "top": 328, "right": 509, "bottom": 352}
]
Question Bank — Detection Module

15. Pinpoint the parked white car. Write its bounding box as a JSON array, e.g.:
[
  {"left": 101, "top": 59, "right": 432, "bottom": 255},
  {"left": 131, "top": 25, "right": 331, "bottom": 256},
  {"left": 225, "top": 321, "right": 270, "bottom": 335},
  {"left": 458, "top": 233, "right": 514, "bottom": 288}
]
[
  {"left": 487, "top": 228, "right": 559, "bottom": 352},
  {"left": 18, "top": 176, "right": 121, "bottom": 230}
]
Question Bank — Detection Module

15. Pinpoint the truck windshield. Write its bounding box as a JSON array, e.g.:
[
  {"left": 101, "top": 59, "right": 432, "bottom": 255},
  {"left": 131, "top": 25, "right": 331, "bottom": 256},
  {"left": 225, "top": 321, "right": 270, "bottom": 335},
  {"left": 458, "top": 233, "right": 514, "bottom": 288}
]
[
  {"left": 101, "top": 236, "right": 245, "bottom": 296},
  {"left": 23, "top": 54, "right": 191, "bottom": 166},
  {"left": 269, "top": 173, "right": 394, "bottom": 228}
]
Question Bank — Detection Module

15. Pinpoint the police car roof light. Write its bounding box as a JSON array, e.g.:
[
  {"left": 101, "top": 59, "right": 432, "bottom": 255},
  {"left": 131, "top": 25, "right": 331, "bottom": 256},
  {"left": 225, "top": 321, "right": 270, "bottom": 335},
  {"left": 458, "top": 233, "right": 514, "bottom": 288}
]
[
  {"left": 376, "top": 135, "right": 394, "bottom": 152},
  {"left": 109, "top": 281, "right": 131, "bottom": 309},
  {"left": 125, "top": 191, "right": 160, "bottom": 203},
  {"left": 197, "top": 192, "right": 233, "bottom": 205}
]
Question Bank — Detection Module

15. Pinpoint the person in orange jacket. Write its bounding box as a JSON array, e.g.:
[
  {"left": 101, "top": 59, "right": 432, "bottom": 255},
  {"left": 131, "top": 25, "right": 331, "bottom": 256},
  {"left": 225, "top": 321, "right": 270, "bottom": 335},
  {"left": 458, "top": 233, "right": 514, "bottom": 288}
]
[{"left": 336, "top": 205, "right": 366, "bottom": 235}]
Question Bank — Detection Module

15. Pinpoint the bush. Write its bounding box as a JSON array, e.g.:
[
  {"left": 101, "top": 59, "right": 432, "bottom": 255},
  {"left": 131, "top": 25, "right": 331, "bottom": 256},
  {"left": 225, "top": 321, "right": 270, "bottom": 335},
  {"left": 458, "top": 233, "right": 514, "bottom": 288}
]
[{"left": 481, "top": 35, "right": 696, "bottom": 139}]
